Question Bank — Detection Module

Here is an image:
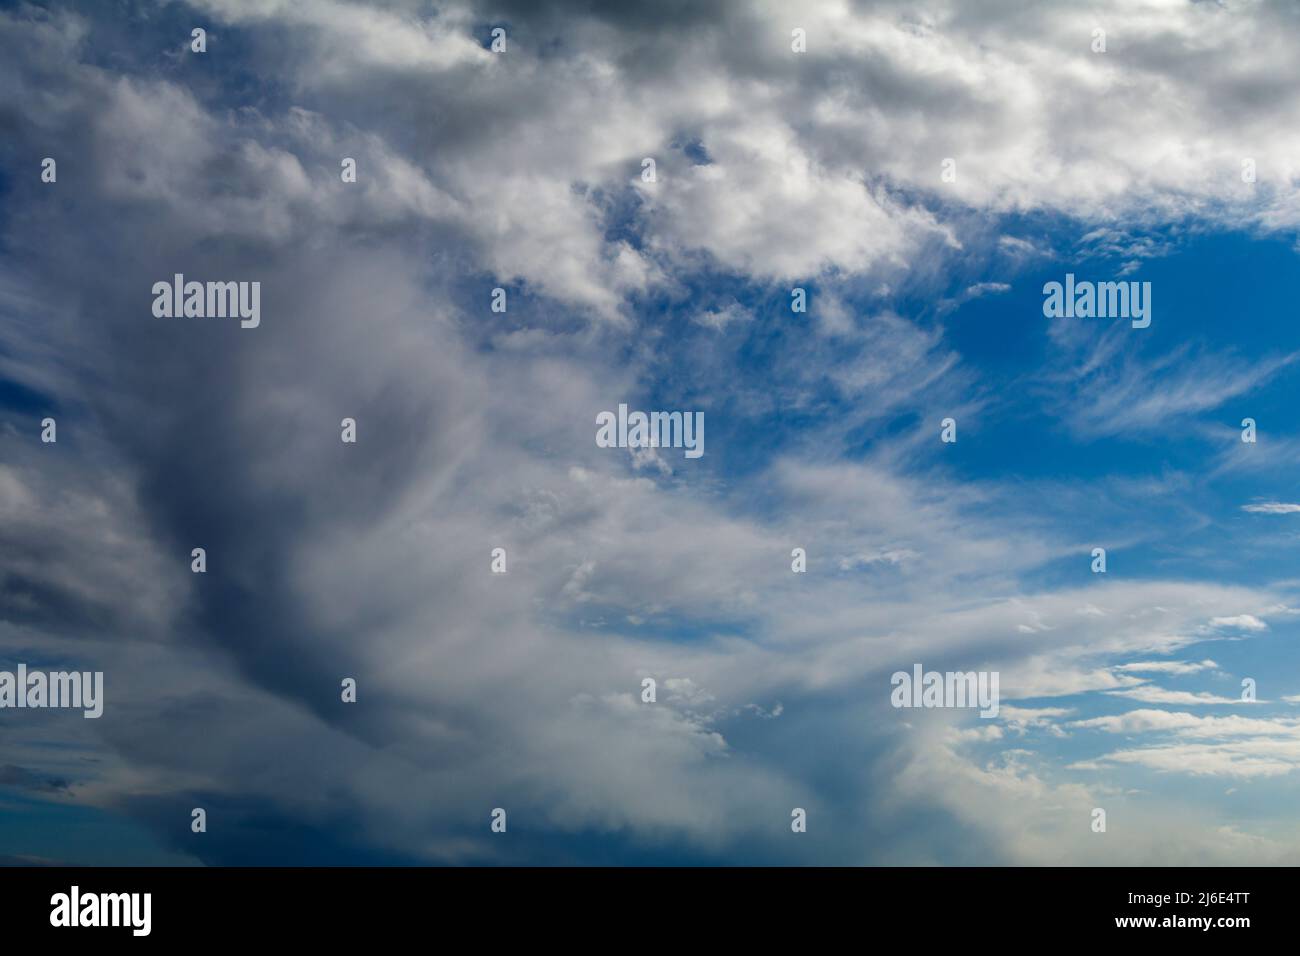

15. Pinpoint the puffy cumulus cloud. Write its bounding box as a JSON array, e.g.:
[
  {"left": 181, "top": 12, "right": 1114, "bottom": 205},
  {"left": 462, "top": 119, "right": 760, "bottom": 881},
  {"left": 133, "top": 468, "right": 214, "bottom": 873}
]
[
  {"left": 997, "top": 706, "right": 1072, "bottom": 737},
  {"left": 15, "top": 0, "right": 1300, "bottom": 316},
  {"left": 195, "top": 0, "right": 488, "bottom": 77},
  {"left": 150, "top": 0, "right": 1300, "bottom": 308},
  {"left": 0, "top": 16, "right": 469, "bottom": 251},
  {"left": 639, "top": 123, "right": 951, "bottom": 280},
  {"left": 772, "top": 0, "right": 1300, "bottom": 227}
]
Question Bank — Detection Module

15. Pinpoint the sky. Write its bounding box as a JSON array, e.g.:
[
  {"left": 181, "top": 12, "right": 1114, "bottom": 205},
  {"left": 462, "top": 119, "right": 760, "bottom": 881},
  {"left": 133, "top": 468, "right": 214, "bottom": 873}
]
[{"left": 2, "top": 0, "right": 1300, "bottom": 865}]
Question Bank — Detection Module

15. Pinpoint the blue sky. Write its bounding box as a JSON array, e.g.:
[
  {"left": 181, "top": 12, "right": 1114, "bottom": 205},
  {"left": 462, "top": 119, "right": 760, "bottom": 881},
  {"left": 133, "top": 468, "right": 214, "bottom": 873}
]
[{"left": 3, "top": 0, "right": 1300, "bottom": 865}]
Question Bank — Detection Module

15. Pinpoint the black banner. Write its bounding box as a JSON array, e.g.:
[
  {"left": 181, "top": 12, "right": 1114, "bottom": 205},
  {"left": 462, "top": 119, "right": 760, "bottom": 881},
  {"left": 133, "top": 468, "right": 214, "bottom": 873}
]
[{"left": 0, "top": 866, "right": 1284, "bottom": 942}]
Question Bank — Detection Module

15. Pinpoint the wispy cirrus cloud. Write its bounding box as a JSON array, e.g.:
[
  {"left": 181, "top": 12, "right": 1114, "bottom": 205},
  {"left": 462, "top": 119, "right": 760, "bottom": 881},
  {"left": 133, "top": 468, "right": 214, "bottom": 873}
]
[
  {"left": 1114, "top": 660, "right": 1218, "bottom": 676},
  {"left": 1045, "top": 340, "right": 1299, "bottom": 440},
  {"left": 1105, "top": 686, "right": 1245, "bottom": 707},
  {"left": 1243, "top": 502, "right": 1300, "bottom": 514}
]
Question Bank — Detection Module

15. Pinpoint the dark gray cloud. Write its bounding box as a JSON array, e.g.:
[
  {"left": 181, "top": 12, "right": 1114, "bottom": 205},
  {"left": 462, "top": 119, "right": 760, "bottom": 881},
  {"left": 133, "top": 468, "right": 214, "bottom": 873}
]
[{"left": 0, "top": 763, "right": 68, "bottom": 793}]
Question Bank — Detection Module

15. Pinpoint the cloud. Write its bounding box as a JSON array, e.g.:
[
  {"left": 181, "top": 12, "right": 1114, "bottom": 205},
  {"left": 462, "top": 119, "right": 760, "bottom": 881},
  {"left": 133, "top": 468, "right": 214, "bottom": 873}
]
[
  {"left": 1044, "top": 341, "right": 1299, "bottom": 440},
  {"left": 890, "top": 722, "right": 1298, "bottom": 862},
  {"left": 1114, "top": 660, "right": 1218, "bottom": 676},
  {"left": 1069, "top": 712, "right": 1300, "bottom": 783},
  {"left": 157, "top": 0, "right": 1300, "bottom": 312},
  {"left": 1075, "top": 738, "right": 1300, "bottom": 780},
  {"left": 692, "top": 301, "right": 753, "bottom": 331},
  {"left": 998, "top": 706, "right": 1073, "bottom": 735},
  {"left": 1209, "top": 615, "right": 1268, "bottom": 631},
  {"left": 1243, "top": 502, "right": 1300, "bottom": 514},
  {"left": 0, "top": 764, "right": 69, "bottom": 794},
  {"left": 1072, "top": 709, "right": 1300, "bottom": 737},
  {"left": 1105, "top": 686, "right": 1244, "bottom": 707},
  {"left": 3, "top": 0, "right": 1300, "bottom": 866}
]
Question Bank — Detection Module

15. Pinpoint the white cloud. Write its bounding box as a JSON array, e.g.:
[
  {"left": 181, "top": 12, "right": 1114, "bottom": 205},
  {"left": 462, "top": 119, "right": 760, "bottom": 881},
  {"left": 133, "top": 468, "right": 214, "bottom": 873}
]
[
  {"left": 1106, "top": 686, "right": 1243, "bottom": 707},
  {"left": 1210, "top": 615, "right": 1268, "bottom": 632},
  {"left": 1114, "top": 660, "right": 1218, "bottom": 676},
  {"left": 1243, "top": 502, "right": 1300, "bottom": 514},
  {"left": 1046, "top": 343, "right": 1298, "bottom": 439},
  {"left": 1072, "top": 709, "right": 1300, "bottom": 738},
  {"left": 891, "top": 723, "right": 1298, "bottom": 862},
  {"left": 1079, "top": 740, "right": 1300, "bottom": 779},
  {"left": 167, "top": 0, "right": 1300, "bottom": 317}
]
